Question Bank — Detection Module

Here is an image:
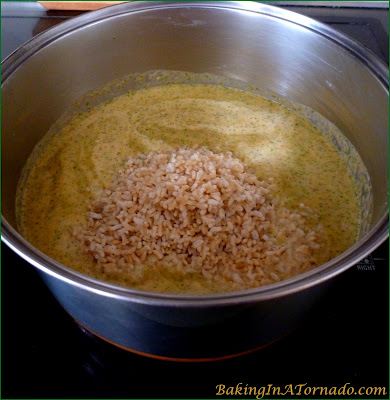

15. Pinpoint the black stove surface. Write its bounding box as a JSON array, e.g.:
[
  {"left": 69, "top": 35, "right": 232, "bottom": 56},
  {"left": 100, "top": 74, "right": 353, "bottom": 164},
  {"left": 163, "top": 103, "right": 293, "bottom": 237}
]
[{"left": 2, "top": 2, "right": 389, "bottom": 399}]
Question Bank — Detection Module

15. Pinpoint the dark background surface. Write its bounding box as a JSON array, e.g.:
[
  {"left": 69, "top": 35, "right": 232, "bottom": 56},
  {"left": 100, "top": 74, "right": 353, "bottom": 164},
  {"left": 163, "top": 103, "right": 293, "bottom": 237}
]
[{"left": 2, "top": 2, "right": 389, "bottom": 399}]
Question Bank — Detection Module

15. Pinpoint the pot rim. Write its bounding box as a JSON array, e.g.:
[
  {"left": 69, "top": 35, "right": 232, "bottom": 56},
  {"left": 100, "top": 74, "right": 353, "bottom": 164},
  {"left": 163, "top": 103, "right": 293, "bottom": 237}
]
[{"left": 1, "top": 1, "right": 389, "bottom": 307}]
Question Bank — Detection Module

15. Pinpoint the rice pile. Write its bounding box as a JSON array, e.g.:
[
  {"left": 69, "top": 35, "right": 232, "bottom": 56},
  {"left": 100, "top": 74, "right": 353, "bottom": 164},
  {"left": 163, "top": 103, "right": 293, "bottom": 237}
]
[{"left": 75, "top": 147, "right": 321, "bottom": 291}]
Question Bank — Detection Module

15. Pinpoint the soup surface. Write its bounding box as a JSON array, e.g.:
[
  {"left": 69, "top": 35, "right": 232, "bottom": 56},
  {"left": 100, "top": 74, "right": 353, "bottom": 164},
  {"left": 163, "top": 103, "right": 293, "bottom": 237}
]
[{"left": 17, "top": 83, "right": 360, "bottom": 293}]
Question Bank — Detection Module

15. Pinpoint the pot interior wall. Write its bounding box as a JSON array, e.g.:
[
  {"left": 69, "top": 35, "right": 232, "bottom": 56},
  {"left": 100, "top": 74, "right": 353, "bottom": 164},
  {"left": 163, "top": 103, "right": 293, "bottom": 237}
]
[{"left": 2, "top": 4, "right": 388, "bottom": 233}]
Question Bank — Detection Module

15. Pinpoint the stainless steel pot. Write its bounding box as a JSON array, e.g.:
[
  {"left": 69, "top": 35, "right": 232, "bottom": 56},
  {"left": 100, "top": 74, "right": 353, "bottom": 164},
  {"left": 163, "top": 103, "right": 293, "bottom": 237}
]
[{"left": 2, "top": 1, "right": 388, "bottom": 360}]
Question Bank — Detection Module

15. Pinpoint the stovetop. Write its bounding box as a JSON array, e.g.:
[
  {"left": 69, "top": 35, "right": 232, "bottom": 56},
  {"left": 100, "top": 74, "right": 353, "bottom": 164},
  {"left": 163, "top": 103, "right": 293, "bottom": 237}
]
[{"left": 2, "top": 2, "right": 389, "bottom": 399}]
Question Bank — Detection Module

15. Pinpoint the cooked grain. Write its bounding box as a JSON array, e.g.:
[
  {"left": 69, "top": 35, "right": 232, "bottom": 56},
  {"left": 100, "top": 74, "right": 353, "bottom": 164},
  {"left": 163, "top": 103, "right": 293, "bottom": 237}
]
[{"left": 75, "top": 147, "right": 321, "bottom": 291}]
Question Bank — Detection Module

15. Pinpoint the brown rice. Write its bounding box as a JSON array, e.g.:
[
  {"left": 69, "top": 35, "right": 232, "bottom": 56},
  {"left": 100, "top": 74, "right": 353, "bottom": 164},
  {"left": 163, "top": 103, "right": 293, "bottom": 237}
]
[{"left": 74, "top": 147, "right": 321, "bottom": 291}]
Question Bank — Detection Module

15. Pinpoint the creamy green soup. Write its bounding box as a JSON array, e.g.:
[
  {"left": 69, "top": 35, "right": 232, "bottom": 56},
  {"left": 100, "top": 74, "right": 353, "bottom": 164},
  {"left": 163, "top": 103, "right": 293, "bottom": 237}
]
[{"left": 17, "top": 83, "right": 361, "bottom": 293}]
